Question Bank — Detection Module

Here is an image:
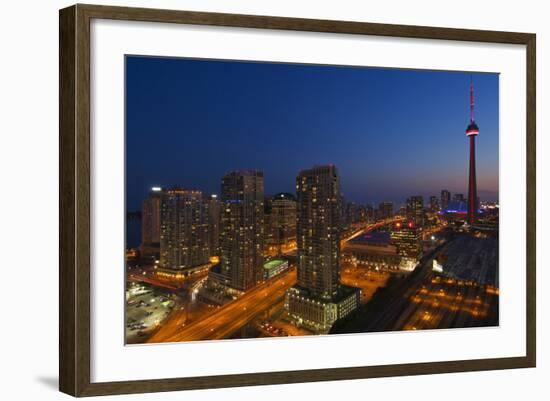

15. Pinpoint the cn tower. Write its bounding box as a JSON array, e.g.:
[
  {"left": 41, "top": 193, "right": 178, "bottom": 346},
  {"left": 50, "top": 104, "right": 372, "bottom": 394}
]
[{"left": 466, "top": 78, "right": 479, "bottom": 225}]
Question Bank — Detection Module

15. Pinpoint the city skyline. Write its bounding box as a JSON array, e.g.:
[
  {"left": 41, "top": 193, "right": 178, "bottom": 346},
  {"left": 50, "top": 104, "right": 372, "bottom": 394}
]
[
  {"left": 125, "top": 57, "right": 499, "bottom": 343},
  {"left": 126, "top": 56, "right": 499, "bottom": 214}
]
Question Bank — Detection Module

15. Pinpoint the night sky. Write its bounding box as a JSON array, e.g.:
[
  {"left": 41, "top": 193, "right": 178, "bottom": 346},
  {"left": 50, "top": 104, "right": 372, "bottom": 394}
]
[{"left": 126, "top": 56, "right": 499, "bottom": 213}]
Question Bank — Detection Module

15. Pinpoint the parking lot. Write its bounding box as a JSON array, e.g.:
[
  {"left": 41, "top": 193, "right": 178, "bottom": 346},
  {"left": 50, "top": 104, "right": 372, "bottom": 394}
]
[{"left": 125, "top": 282, "right": 175, "bottom": 343}]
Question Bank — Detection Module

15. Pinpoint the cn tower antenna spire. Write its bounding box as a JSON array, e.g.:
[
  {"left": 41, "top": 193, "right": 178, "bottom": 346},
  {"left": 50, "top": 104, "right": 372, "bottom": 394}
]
[
  {"left": 470, "top": 76, "right": 475, "bottom": 123},
  {"left": 466, "top": 77, "right": 479, "bottom": 226}
]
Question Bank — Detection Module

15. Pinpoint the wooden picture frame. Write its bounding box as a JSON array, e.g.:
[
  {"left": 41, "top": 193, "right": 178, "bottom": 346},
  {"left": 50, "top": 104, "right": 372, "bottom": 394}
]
[{"left": 59, "top": 3, "right": 536, "bottom": 397}]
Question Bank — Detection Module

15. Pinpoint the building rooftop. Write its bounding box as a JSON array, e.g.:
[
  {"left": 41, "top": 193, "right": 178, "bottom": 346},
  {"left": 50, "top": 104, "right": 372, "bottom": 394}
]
[
  {"left": 435, "top": 234, "right": 498, "bottom": 286},
  {"left": 272, "top": 192, "right": 296, "bottom": 201},
  {"left": 345, "top": 232, "right": 397, "bottom": 255},
  {"left": 349, "top": 231, "right": 391, "bottom": 246},
  {"left": 264, "top": 259, "right": 287, "bottom": 270}
]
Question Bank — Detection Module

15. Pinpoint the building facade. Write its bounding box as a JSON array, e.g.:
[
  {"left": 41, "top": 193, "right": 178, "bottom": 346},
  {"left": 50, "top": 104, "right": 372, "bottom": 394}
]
[
  {"left": 342, "top": 232, "right": 403, "bottom": 273},
  {"left": 391, "top": 221, "right": 422, "bottom": 264},
  {"left": 265, "top": 192, "right": 297, "bottom": 255},
  {"left": 263, "top": 258, "right": 290, "bottom": 280},
  {"left": 285, "top": 165, "right": 359, "bottom": 333},
  {"left": 378, "top": 201, "right": 394, "bottom": 220},
  {"left": 159, "top": 188, "right": 211, "bottom": 271},
  {"left": 406, "top": 195, "right": 424, "bottom": 227},
  {"left": 206, "top": 194, "right": 221, "bottom": 258},
  {"left": 429, "top": 195, "right": 440, "bottom": 213},
  {"left": 441, "top": 189, "right": 451, "bottom": 211},
  {"left": 217, "top": 170, "right": 265, "bottom": 291},
  {"left": 141, "top": 187, "right": 162, "bottom": 261},
  {"left": 344, "top": 201, "right": 359, "bottom": 226},
  {"left": 295, "top": 165, "right": 341, "bottom": 298}
]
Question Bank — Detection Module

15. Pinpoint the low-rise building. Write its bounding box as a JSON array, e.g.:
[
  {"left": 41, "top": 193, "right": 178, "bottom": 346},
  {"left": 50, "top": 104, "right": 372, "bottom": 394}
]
[
  {"left": 263, "top": 258, "right": 290, "bottom": 280},
  {"left": 343, "top": 231, "right": 416, "bottom": 273},
  {"left": 285, "top": 285, "right": 360, "bottom": 334}
]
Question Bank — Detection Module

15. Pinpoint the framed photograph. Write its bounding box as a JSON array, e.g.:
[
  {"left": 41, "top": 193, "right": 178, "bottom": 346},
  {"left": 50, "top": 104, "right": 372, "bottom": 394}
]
[{"left": 59, "top": 4, "right": 536, "bottom": 397}]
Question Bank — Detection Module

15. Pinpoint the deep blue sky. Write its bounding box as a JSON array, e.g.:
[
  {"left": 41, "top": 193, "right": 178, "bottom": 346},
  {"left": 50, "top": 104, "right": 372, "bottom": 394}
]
[{"left": 126, "top": 56, "right": 499, "bottom": 212}]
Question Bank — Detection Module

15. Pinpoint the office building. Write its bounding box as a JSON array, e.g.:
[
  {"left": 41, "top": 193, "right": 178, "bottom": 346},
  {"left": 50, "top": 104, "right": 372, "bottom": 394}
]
[
  {"left": 406, "top": 195, "right": 424, "bottom": 227},
  {"left": 378, "top": 201, "right": 394, "bottom": 220},
  {"left": 441, "top": 190, "right": 451, "bottom": 211},
  {"left": 429, "top": 195, "right": 440, "bottom": 213},
  {"left": 391, "top": 221, "right": 422, "bottom": 262}
]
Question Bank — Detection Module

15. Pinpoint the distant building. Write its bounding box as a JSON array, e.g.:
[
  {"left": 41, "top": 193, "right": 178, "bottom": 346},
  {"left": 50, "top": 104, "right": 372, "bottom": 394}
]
[
  {"left": 365, "top": 204, "right": 375, "bottom": 222},
  {"left": 141, "top": 187, "right": 162, "bottom": 261},
  {"left": 285, "top": 165, "right": 359, "bottom": 334},
  {"left": 406, "top": 195, "right": 424, "bottom": 227},
  {"left": 265, "top": 193, "right": 297, "bottom": 255},
  {"left": 206, "top": 194, "right": 221, "bottom": 257},
  {"left": 445, "top": 193, "right": 467, "bottom": 215},
  {"left": 342, "top": 232, "right": 404, "bottom": 273},
  {"left": 441, "top": 190, "right": 451, "bottom": 211},
  {"left": 378, "top": 202, "right": 394, "bottom": 220},
  {"left": 215, "top": 170, "right": 265, "bottom": 292},
  {"left": 159, "top": 188, "right": 211, "bottom": 271},
  {"left": 391, "top": 221, "right": 422, "bottom": 268},
  {"left": 397, "top": 205, "right": 407, "bottom": 217},
  {"left": 453, "top": 193, "right": 465, "bottom": 203},
  {"left": 429, "top": 196, "right": 440, "bottom": 213},
  {"left": 358, "top": 204, "right": 375, "bottom": 223},
  {"left": 344, "top": 201, "right": 359, "bottom": 225}
]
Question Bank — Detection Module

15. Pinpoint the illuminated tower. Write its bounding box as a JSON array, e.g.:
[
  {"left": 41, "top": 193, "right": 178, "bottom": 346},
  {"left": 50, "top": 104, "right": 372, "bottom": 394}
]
[
  {"left": 159, "top": 188, "right": 211, "bottom": 270},
  {"left": 466, "top": 79, "right": 479, "bottom": 225},
  {"left": 295, "top": 165, "right": 342, "bottom": 297},
  {"left": 219, "top": 170, "right": 265, "bottom": 291},
  {"left": 141, "top": 187, "right": 162, "bottom": 261},
  {"left": 285, "top": 165, "right": 359, "bottom": 334}
]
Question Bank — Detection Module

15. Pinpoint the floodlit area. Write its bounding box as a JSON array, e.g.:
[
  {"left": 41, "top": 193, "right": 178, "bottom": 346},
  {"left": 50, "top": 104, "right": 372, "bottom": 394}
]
[
  {"left": 397, "top": 274, "right": 499, "bottom": 331},
  {"left": 125, "top": 282, "right": 175, "bottom": 343},
  {"left": 340, "top": 265, "right": 390, "bottom": 304}
]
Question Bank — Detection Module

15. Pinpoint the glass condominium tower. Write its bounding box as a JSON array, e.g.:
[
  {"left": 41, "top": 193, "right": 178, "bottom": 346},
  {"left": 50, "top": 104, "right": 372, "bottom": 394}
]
[
  {"left": 285, "top": 165, "right": 359, "bottom": 333},
  {"left": 219, "top": 170, "right": 265, "bottom": 291},
  {"left": 296, "top": 165, "right": 342, "bottom": 298}
]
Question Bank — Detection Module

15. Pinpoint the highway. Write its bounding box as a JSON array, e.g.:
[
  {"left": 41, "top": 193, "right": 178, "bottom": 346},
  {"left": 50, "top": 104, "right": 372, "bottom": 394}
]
[
  {"left": 148, "top": 269, "right": 297, "bottom": 343},
  {"left": 128, "top": 265, "right": 210, "bottom": 291}
]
